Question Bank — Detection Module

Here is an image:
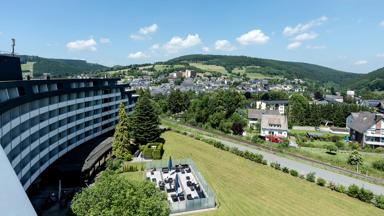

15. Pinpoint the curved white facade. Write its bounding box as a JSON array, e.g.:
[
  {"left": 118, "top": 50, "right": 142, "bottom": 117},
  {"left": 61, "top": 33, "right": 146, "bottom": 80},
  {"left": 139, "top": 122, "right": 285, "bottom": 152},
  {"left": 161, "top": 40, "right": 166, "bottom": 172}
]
[{"left": 0, "top": 79, "right": 137, "bottom": 191}]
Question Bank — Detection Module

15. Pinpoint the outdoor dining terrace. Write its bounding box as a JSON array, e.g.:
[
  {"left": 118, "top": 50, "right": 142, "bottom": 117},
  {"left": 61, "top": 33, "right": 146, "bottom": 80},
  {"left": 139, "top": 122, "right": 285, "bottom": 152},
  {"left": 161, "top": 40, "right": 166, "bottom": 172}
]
[{"left": 145, "top": 158, "right": 215, "bottom": 214}]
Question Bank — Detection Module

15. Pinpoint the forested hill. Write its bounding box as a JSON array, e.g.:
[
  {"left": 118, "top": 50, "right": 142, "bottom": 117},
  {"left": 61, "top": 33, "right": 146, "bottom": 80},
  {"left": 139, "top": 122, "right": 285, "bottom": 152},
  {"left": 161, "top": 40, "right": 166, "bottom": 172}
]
[
  {"left": 18, "top": 55, "right": 108, "bottom": 77},
  {"left": 346, "top": 67, "right": 384, "bottom": 91},
  {"left": 167, "top": 54, "right": 360, "bottom": 84}
]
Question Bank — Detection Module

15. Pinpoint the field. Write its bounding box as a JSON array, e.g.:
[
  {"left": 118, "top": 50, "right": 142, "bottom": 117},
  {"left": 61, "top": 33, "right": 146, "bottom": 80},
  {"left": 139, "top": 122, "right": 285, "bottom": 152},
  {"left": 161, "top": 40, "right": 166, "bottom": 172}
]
[
  {"left": 189, "top": 63, "right": 228, "bottom": 74},
  {"left": 148, "top": 131, "right": 383, "bottom": 216},
  {"left": 21, "top": 61, "right": 35, "bottom": 72}
]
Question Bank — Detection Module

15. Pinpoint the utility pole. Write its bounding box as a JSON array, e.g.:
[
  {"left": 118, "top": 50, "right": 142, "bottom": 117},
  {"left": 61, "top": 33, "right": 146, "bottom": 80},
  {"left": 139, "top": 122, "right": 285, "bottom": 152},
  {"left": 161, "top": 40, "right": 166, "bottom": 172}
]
[{"left": 11, "top": 38, "right": 15, "bottom": 56}]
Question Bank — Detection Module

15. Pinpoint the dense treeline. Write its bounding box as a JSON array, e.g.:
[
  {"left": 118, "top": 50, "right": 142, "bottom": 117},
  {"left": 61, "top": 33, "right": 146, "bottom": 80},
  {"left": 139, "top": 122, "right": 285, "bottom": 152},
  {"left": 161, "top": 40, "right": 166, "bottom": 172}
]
[
  {"left": 167, "top": 54, "right": 359, "bottom": 84},
  {"left": 347, "top": 67, "right": 384, "bottom": 92},
  {"left": 33, "top": 59, "right": 107, "bottom": 77},
  {"left": 289, "top": 93, "right": 371, "bottom": 127}
]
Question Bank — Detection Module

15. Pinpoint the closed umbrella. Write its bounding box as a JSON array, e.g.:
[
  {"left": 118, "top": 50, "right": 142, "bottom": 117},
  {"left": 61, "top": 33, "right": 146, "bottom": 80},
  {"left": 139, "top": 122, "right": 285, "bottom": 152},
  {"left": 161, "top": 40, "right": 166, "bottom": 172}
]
[{"left": 168, "top": 156, "right": 173, "bottom": 171}]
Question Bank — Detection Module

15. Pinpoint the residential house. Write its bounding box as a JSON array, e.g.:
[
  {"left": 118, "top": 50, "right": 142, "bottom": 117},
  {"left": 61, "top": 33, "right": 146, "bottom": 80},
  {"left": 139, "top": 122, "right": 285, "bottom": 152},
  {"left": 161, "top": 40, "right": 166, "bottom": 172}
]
[
  {"left": 260, "top": 114, "right": 288, "bottom": 138},
  {"left": 247, "top": 109, "right": 279, "bottom": 129},
  {"left": 325, "top": 95, "right": 344, "bottom": 103},
  {"left": 346, "top": 112, "right": 384, "bottom": 147},
  {"left": 255, "top": 100, "right": 288, "bottom": 115}
]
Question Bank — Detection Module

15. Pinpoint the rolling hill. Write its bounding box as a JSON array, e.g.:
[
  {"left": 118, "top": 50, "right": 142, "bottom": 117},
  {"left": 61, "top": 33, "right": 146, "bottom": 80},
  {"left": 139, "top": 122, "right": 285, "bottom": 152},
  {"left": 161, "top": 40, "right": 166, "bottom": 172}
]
[
  {"left": 18, "top": 55, "right": 109, "bottom": 78},
  {"left": 167, "top": 54, "right": 360, "bottom": 84},
  {"left": 346, "top": 67, "right": 384, "bottom": 91}
]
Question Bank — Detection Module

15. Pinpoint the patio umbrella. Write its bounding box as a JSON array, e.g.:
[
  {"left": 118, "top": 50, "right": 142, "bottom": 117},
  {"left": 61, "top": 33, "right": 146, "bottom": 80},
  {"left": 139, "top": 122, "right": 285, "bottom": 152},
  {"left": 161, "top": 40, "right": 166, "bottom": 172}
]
[
  {"left": 168, "top": 156, "right": 173, "bottom": 170},
  {"left": 175, "top": 173, "right": 179, "bottom": 195}
]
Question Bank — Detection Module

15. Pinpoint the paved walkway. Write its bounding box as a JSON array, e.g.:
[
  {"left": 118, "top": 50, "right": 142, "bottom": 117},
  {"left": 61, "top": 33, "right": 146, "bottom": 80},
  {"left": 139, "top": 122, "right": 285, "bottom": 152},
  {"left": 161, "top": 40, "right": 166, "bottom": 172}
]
[{"left": 171, "top": 123, "right": 384, "bottom": 195}]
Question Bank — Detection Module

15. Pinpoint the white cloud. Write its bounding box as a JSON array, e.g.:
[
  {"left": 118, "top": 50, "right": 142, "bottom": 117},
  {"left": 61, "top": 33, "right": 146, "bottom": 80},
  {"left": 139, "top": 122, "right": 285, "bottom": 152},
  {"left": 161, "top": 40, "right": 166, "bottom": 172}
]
[
  {"left": 139, "top": 24, "right": 158, "bottom": 35},
  {"left": 306, "top": 45, "right": 326, "bottom": 49},
  {"left": 66, "top": 38, "right": 97, "bottom": 51},
  {"left": 128, "top": 51, "right": 148, "bottom": 59},
  {"left": 283, "top": 16, "right": 328, "bottom": 36},
  {"left": 130, "top": 24, "right": 158, "bottom": 40},
  {"left": 99, "top": 37, "right": 111, "bottom": 44},
  {"left": 287, "top": 41, "right": 302, "bottom": 50},
  {"left": 163, "top": 34, "right": 201, "bottom": 53},
  {"left": 202, "top": 47, "right": 210, "bottom": 52},
  {"left": 354, "top": 60, "right": 368, "bottom": 65},
  {"left": 379, "top": 20, "right": 384, "bottom": 27},
  {"left": 150, "top": 44, "right": 160, "bottom": 50},
  {"left": 237, "top": 29, "right": 269, "bottom": 45},
  {"left": 377, "top": 53, "right": 384, "bottom": 58},
  {"left": 214, "top": 40, "right": 236, "bottom": 51},
  {"left": 294, "top": 32, "right": 318, "bottom": 41}
]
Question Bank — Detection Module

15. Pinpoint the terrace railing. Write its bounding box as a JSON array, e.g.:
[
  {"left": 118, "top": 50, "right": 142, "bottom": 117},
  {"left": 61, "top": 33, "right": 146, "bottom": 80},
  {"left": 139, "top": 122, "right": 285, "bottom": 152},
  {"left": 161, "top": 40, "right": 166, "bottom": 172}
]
[{"left": 145, "top": 158, "right": 216, "bottom": 213}]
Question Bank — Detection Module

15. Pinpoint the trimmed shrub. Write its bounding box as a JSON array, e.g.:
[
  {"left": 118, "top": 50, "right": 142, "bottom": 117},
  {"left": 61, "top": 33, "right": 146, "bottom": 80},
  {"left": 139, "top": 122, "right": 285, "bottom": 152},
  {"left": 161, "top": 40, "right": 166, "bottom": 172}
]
[
  {"left": 316, "top": 177, "right": 326, "bottom": 186},
  {"left": 335, "top": 141, "right": 345, "bottom": 150},
  {"left": 152, "top": 144, "right": 164, "bottom": 160},
  {"left": 335, "top": 184, "right": 346, "bottom": 193},
  {"left": 306, "top": 172, "right": 316, "bottom": 182},
  {"left": 289, "top": 169, "right": 299, "bottom": 177},
  {"left": 270, "top": 162, "right": 281, "bottom": 170},
  {"left": 282, "top": 167, "right": 289, "bottom": 173},
  {"left": 299, "top": 174, "right": 305, "bottom": 179},
  {"left": 372, "top": 159, "right": 384, "bottom": 172},
  {"left": 261, "top": 159, "right": 268, "bottom": 165},
  {"left": 143, "top": 146, "right": 153, "bottom": 159},
  {"left": 347, "top": 184, "right": 360, "bottom": 198},
  {"left": 375, "top": 195, "right": 384, "bottom": 209},
  {"left": 326, "top": 145, "right": 338, "bottom": 155},
  {"left": 375, "top": 147, "right": 384, "bottom": 153},
  {"left": 106, "top": 158, "right": 123, "bottom": 171},
  {"left": 358, "top": 188, "right": 374, "bottom": 203}
]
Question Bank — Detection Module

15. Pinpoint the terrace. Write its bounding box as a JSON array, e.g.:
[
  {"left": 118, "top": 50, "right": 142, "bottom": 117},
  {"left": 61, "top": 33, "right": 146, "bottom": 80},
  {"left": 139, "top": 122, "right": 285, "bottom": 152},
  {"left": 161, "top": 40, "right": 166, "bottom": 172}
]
[{"left": 145, "top": 158, "right": 215, "bottom": 214}]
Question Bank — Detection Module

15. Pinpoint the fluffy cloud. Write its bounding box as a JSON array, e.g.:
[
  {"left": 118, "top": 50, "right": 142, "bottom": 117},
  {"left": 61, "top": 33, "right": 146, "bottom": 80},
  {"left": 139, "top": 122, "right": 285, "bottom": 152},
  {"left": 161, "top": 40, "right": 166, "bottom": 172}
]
[
  {"left": 202, "top": 47, "right": 210, "bottom": 52},
  {"left": 99, "top": 37, "right": 111, "bottom": 44},
  {"left": 150, "top": 44, "right": 160, "bottom": 50},
  {"left": 377, "top": 53, "right": 384, "bottom": 58},
  {"left": 66, "top": 38, "right": 97, "bottom": 51},
  {"left": 131, "top": 24, "right": 158, "bottom": 40},
  {"left": 294, "top": 32, "right": 318, "bottom": 41},
  {"left": 283, "top": 16, "right": 328, "bottom": 36},
  {"left": 139, "top": 24, "right": 158, "bottom": 35},
  {"left": 287, "top": 41, "right": 302, "bottom": 50},
  {"left": 306, "top": 45, "right": 326, "bottom": 49},
  {"left": 237, "top": 29, "right": 269, "bottom": 45},
  {"left": 354, "top": 60, "right": 368, "bottom": 65},
  {"left": 214, "top": 40, "right": 236, "bottom": 51},
  {"left": 128, "top": 51, "right": 148, "bottom": 59},
  {"left": 163, "top": 34, "right": 201, "bottom": 53},
  {"left": 380, "top": 20, "right": 384, "bottom": 27}
]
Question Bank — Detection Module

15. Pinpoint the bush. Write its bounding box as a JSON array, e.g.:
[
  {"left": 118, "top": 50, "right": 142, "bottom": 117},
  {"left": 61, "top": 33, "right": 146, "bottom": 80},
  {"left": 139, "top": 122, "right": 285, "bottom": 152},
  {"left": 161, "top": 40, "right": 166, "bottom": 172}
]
[
  {"left": 326, "top": 145, "right": 338, "bottom": 155},
  {"left": 299, "top": 174, "right": 305, "bottom": 179},
  {"left": 335, "top": 184, "right": 346, "bottom": 193},
  {"left": 143, "top": 147, "right": 153, "bottom": 159},
  {"left": 306, "top": 172, "right": 316, "bottom": 182},
  {"left": 152, "top": 144, "right": 164, "bottom": 160},
  {"left": 270, "top": 162, "right": 281, "bottom": 170},
  {"left": 335, "top": 141, "right": 345, "bottom": 149},
  {"left": 347, "top": 184, "right": 360, "bottom": 198},
  {"left": 375, "top": 147, "right": 384, "bottom": 153},
  {"left": 375, "top": 195, "right": 384, "bottom": 209},
  {"left": 251, "top": 135, "right": 264, "bottom": 144},
  {"left": 123, "top": 164, "right": 138, "bottom": 172},
  {"left": 261, "top": 159, "right": 268, "bottom": 165},
  {"left": 316, "top": 177, "right": 326, "bottom": 186},
  {"left": 106, "top": 158, "right": 123, "bottom": 171},
  {"left": 349, "top": 142, "right": 360, "bottom": 150},
  {"left": 289, "top": 169, "right": 299, "bottom": 177},
  {"left": 282, "top": 167, "right": 289, "bottom": 173},
  {"left": 372, "top": 159, "right": 384, "bottom": 171},
  {"left": 358, "top": 188, "right": 374, "bottom": 203}
]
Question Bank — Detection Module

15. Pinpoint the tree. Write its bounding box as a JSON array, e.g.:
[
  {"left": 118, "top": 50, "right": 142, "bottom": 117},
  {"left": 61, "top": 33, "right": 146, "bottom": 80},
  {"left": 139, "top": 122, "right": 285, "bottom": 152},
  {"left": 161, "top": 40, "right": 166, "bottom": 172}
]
[
  {"left": 112, "top": 103, "right": 132, "bottom": 160},
  {"left": 131, "top": 94, "right": 161, "bottom": 144},
  {"left": 167, "top": 89, "right": 189, "bottom": 114},
  {"left": 71, "top": 171, "right": 169, "bottom": 216},
  {"left": 288, "top": 93, "right": 309, "bottom": 125},
  {"left": 231, "top": 122, "right": 244, "bottom": 135},
  {"left": 348, "top": 150, "right": 363, "bottom": 172}
]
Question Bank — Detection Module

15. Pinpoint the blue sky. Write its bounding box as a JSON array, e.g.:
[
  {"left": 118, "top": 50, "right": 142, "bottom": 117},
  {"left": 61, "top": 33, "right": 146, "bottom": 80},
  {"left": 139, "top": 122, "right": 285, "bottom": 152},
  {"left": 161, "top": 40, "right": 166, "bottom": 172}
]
[{"left": 0, "top": 0, "right": 383, "bottom": 73}]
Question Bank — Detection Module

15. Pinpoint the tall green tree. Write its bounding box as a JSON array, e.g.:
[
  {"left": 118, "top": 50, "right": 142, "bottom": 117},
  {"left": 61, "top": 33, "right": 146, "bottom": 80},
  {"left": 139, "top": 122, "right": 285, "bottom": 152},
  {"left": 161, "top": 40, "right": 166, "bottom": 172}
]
[
  {"left": 131, "top": 94, "right": 161, "bottom": 144},
  {"left": 71, "top": 171, "right": 169, "bottom": 216},
  {"left": 112, "top": 103, "right": 132, "bottom": 160}
]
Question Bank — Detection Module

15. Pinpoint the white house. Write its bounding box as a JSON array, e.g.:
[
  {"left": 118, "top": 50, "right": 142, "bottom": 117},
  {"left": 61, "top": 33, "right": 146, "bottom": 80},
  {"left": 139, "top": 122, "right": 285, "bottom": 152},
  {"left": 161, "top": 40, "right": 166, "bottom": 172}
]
[
  {"left": 346, "top": 112, "right": 384, "bottom": 147},
  {"left": 247, "top": 109, "right": 279, "bottom": 129},
  {"left": 260, "top": 114, "right": 288, "bottom": 138},
  {"left": 255, "top": 100, "right": 288, "bottom": 115}
]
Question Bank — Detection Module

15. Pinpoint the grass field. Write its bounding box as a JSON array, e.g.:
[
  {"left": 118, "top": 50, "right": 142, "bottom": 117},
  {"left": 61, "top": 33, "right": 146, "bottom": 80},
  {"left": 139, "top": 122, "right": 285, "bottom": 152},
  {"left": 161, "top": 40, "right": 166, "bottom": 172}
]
[
  {"left": 21, "top": 61, "right": 35, "bottom": 72},
  {"left": 156, "top": 131, "right": 383, "bottom": 216},
  {"left": 189, "top": 63, "right": 228, "bottom": 74}
]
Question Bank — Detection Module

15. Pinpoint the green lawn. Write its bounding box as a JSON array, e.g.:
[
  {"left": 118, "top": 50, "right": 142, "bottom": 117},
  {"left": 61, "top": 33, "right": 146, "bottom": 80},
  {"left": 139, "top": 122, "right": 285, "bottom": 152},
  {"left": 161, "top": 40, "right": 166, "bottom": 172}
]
[
  {"left": 189, "top": 63, "right": 228, "bottom": 74},
  {"left": 155, "top": 131, "right": 383, "bottom": 216},
  {"left": 21, "top": 61, "right": 35, "bottom": 72}
]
